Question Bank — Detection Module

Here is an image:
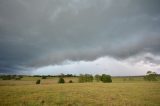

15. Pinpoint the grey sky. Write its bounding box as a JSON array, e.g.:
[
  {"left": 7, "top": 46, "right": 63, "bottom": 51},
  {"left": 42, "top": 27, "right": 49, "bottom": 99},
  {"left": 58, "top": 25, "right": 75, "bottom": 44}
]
[{"left": 0, "top": 0, "right": 160, "bottom": 74}]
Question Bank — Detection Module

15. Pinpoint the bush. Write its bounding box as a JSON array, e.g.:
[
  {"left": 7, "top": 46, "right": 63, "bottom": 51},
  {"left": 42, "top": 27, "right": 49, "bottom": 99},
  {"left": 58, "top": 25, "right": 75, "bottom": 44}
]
[
  {"left": 58, "top": 77, "right": 65, "bottom": 83},
  {"left": 101, "top": 74, "right": 112, "bottom": 83},
  {"left": 36, "top": 79, "right": 41, "bottom": 84},
  {"left": 69, "top": 80, "right": 73, "bottom": 83}
]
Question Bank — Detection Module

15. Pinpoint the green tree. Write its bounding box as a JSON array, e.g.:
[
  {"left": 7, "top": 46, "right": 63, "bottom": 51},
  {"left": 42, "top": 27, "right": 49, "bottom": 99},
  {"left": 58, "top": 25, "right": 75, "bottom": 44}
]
[
  {"left": 144, "top": 71, "right": 157, "bottom": 81},
  {"left": 58, "top": 77, "right": 65, "bottom": 83},
  {"left": 101, "top": 74, "right": 112, "bottom": 83},
  {"left": 95, "top": 74, "right": 101, "bottom": 82},
  {"left": 78, "top": 74, "right": 85, "bottom": 83},
  {"left": 147, "top": 71, "right": 152, "bottom": 74},
  {"left": 78, "top": 74, "right": 93, "bottom": 83},
  {"left": 85, "top": 74, "right": 93, "bottom": 82}
]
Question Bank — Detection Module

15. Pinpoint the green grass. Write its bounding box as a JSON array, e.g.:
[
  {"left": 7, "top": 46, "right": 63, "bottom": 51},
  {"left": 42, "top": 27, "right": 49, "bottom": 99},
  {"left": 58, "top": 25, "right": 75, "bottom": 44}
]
[{"left": 0, "top": 77, "right": 160, "bottom": 106}]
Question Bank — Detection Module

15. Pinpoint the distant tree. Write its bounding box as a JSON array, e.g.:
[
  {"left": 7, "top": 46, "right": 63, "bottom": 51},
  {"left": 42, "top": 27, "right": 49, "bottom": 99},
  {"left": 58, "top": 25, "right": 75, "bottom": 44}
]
[
  {"left": 60, "top": 73, "right": 65, "bottom": 77},
  {"left": 147, "top": 71, "right": 152, "bottom": 75},
  {"left": 101, "top": 74, "right": 112, "bottom": 83},
  {"left": 14, "top": 75, "right": 23, "bottom": 80},
  {"left": 78, "top": 74, "right": 85, "bottom": 83},
  {"left": 33, "top": 75, "right": 41, "bottom": 77},
  {"left": 78, "top": 74, "right": 93, "bottom": 83},
  {"left": 15, "top": 76, "right": 21, "bottom": 80},
  {"left": 2, "top": 75, "right": 12, "bottom": 80},
  {"left": 95, "top": 74, "right": 101, "bottom": 82},
  {"left": 42, "top": 76, "right": 47, "bottom": 79},
  {"left": 36, "top": 79, "right": 41, "bottom": 84},
  {"left": 58, "top": 77, "right": 65, "bottom": 83},
  {"left": 66, "top": 74, "right": 73, "bottom": 77},
  {"left": 144, "top": 71, "right": 157, "bottom": 81},
  {"left": 86, "top": 74, "right": 93, "bottom": 82}
]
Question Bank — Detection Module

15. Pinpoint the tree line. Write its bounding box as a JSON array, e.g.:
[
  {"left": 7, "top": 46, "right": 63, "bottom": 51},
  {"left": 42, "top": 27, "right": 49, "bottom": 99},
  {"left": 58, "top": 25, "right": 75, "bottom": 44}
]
[
  {"left": 0, "top": 71, "right": 158, "bottom": 84},
  {"left": 36, "top": 74, "right": 112, "bottom": 84},
  {"left": 78, "top": 74, "right": 112, "bottom": 83},
  {"left": 0, "top": 75, "right": 23, "bottom": 80}
]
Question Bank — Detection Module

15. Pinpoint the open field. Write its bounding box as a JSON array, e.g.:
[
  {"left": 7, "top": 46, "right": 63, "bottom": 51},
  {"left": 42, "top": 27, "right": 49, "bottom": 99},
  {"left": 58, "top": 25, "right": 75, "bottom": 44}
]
[{"left": 0, "top": 77, "right": 160, "bottom": 106}]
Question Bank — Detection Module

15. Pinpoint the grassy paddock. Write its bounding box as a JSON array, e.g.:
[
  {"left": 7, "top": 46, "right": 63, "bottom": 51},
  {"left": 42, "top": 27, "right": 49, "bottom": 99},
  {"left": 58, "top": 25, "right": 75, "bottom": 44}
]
[{"left": 0, "top": 77, "right": 160, "bottom": 106}]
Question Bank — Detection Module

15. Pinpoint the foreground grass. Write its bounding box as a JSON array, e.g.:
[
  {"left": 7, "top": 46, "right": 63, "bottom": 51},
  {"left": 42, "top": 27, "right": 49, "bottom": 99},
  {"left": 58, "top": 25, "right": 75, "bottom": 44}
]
[{"left": 0, "top": 80, "right": 160, "bottom": 106}]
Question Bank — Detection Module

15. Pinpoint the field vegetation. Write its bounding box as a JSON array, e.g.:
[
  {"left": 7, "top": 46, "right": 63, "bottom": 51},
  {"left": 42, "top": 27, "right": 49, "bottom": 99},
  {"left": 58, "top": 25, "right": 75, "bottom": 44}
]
[{"left": 0, "top": 74, "right": 160, "bottom": 106}]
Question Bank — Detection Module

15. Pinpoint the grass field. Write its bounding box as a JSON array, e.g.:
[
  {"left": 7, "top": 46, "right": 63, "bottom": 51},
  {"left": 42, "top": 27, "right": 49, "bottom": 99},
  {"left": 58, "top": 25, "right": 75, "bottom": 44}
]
[{"left": 0, "top": 77, "right": 160, "bottom": 106}]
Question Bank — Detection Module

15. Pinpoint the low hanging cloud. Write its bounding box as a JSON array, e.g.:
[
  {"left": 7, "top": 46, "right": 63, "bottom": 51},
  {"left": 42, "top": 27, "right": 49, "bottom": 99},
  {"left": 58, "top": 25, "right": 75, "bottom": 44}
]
[
  {"left": 0, "top": 0, "right": 160, "bottom": 74},
  {"left": 32, "top": 56, "right": 160, "bottom": 76}
]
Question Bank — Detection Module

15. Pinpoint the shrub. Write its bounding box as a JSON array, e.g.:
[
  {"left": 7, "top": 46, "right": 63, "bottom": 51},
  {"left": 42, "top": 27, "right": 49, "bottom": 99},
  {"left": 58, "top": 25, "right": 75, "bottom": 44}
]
[
  {"left": 101, "top": 74, "right": 112, "bottom": 83},
  {"left": 36, "top": 79, "right": 41, "bottom": 84},
  {"left": 58, "top": 77, "right": 65, "bottom": 83},
  {"left": 69, "top": 80, "right": 73, "bottom": 83}
]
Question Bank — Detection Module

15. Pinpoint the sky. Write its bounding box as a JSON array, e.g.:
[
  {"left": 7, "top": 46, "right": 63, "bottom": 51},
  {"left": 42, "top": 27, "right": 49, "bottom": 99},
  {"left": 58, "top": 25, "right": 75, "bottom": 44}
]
[{"left": 0, "top": 0, "right": 160, "bottom": 75}]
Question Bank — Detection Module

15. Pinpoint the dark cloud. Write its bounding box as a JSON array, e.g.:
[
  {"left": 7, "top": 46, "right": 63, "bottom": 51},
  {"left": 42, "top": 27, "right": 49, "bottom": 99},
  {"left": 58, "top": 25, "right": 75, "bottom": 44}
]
[{"left": 0, "top": 0, "right": 160, "bottom": 73}]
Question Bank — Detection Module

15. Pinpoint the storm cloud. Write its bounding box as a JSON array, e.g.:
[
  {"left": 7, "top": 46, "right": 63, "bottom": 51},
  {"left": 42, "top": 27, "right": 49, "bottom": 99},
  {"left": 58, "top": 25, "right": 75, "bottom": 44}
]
[{"left": 0, "top": 0, "right": 160, "bottom": 74}]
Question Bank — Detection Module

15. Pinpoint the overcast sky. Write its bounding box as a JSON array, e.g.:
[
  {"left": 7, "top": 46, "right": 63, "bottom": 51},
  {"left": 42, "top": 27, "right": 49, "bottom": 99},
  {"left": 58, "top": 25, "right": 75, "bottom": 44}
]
[{"left": 0, "top": 0, "right": 160, "bottom": 75}]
